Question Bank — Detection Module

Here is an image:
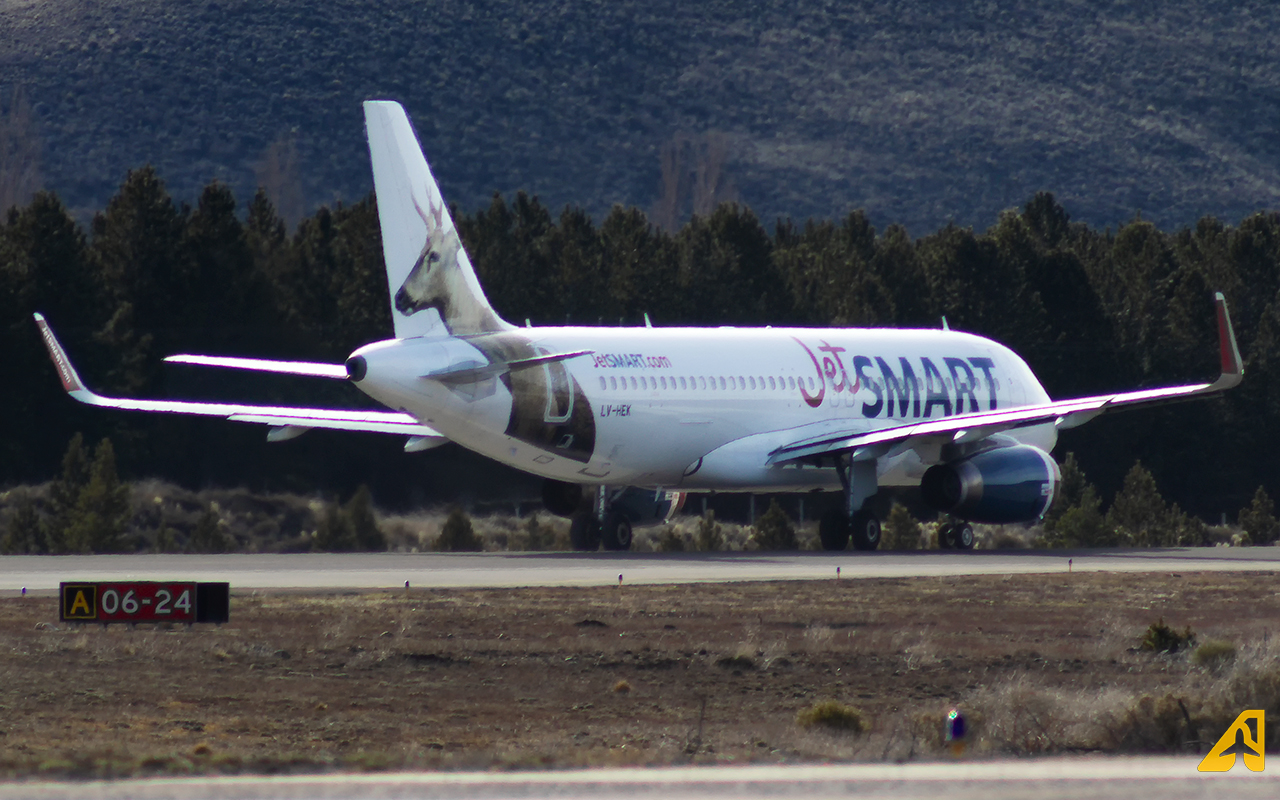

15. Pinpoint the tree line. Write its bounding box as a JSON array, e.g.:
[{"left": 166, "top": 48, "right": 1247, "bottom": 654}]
[{"left": 3, "top": 168, "right": 1279, "bottom": 522}]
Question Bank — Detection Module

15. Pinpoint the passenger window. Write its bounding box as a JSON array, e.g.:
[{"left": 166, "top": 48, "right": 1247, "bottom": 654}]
[
  {"left": 768, "top": 377, "right": 776, "bottom": 390},
  {"left": 719, "top": 377, "right": 726, "bottom": 390},
  {"left": 609, "top": 377, "right": 617, "bottom": 390},
  {"left": 660, "top": 376, "right": 668, "bottom": 389},
  {"left": 631, "top": 376, "right": 638, "bottom": 390},
  {"left": 699, "top": 377, "right": 707, "bottom": 390},
  {"left": 651, "top": 376, "right": 658, "bottom": 389},
  {"left": 748, "top": 376, "right": 756, "bottom": 390},
  {"left": 788, "top": 376, "right": 795, "bottom": 390},
  {"left": 738, "top": 376, "right": 746, "bottom": 389},
  {"left": 708, "top": 376, "right": 715, "bottom": 390},
  {"left": 599, "top": 377, "right": 607, "bottom": 390}
]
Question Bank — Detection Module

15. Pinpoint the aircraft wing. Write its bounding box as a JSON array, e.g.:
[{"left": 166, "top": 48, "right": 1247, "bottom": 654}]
[
  {"left": 767, "top": 292, "right": 1243, "bottom": 466},
  {"left": 33, "top": 314, "right": 444, "bottom": 442}
]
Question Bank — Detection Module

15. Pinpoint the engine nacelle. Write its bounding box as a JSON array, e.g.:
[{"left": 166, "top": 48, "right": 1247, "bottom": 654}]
[
  {"left": 920, "top": 445, "right": 1060, "bottom": 524},
  {"left": 611, "top": 487, "right": 687, "bottom": 528}
]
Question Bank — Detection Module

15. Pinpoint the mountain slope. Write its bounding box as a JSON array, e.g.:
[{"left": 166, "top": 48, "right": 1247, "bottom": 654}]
[{"left": 4, "top": 0, "right": 1280, "bottom": 232}]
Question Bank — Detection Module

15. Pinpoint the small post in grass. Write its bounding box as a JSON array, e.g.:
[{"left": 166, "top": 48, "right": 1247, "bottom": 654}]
[{"left": 946, "top": 707, "right": 967, "bottom": 756}]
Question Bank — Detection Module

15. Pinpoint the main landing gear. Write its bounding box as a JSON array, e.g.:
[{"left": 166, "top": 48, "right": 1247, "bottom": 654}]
[
  {"left": 819, "top": 456, "right": 882, "bottom": 552},
  {"left": 936, "top": 520, "right": 975, "bottom": 551},
  {"left": 569, "top": 487, "right": 633, "bottom": 552}
]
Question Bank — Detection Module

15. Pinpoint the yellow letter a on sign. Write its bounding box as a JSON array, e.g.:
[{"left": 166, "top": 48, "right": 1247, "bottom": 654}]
[
  {"left": 1199, "top": 710, "right": 1265, "bottom": 772},
  {"left": 69, "top": 590, "right": 90, "bottom": 616}
]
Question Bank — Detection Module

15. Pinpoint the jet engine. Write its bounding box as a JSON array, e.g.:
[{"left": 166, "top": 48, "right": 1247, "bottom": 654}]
[{"left": 920, "top": 444, "right": 1060, "bottom": 524}]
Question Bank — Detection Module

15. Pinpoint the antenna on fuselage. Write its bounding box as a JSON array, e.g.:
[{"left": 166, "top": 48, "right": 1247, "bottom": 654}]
[
  {"left": 941, "top": 316, "right": 950, "bottom": 331},
  {"left": 644, "top": 313, "right": 653, "bottom": 328}
]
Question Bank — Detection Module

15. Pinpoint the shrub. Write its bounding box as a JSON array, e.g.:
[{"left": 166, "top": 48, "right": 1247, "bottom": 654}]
[
  {"left": 346, "top": 485, "right": 385, "bottom": 551},
  {"left": 715, "top": 654, "right": 756, "bottom": 670},
  {"left": 1141, "top": 618, "right": 1196, "bottom": 654},
  {"left": 881, "top": 503, "right": 921, "bottom": 550},
  {"left": 655, "top": 526, "right": 685, "bottom": 552},
  {"left": 1193, "top": 639, "right": 1237, "bottom": 669},
  {"left": 695, "top": 510, "right": 724, "bottom": 551},
  {"left": 189, "top": 508, "right": 229, "bottom": 554},
  {"left": 751, "top": 499, "right": 798, "bottom": 550},
  {"left": 795, "top": 700, "right": 866, "bottom": 733},
  {"left": 436, "top": 506, "right": 483, "bottom": 552},
  {"left": 313, "top": 502, "right": 356, "bottom": 552},
  {"left": 522, "top": 513, "right": 549, "bottom": 551}
]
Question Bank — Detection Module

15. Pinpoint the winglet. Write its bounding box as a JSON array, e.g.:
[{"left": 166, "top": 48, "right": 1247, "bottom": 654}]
[
  {"left": 32, "top": 313, "right": 93, "bottom": 398},
  {"left": 1211, "top": 292, "right": 1244, "bottom": 391}
]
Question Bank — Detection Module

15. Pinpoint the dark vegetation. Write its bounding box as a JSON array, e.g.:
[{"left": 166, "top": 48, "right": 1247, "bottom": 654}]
[
  {"left": 5, "top": 1, "right": 1280, "bottom": 235},
  {"left": 5, "top": 161, "right": 1280, "bottom": 531}
]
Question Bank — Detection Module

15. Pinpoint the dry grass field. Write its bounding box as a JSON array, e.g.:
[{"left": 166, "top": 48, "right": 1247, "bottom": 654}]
[{"left": 0, "top": 572, "right": 1277, "bottom": 778}]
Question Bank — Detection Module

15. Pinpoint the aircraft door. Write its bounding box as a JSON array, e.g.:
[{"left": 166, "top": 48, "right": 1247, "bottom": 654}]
[{"left": 541, "top": 350, "right": 574, "bottom": 424}]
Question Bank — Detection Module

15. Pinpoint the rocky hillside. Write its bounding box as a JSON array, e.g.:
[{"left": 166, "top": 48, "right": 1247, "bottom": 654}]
[{"left": 4, "top": 0, "right": 1280, "bottom": 232}]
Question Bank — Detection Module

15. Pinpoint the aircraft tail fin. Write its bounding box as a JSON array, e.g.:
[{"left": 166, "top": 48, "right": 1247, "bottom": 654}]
[{"left": 363, "top": 100, "right": 510, "bottom": 339}]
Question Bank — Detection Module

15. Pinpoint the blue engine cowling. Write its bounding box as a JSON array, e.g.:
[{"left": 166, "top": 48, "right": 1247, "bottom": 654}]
[{"left": 920, "top": 445, "right": 1060, "bottom": 524}]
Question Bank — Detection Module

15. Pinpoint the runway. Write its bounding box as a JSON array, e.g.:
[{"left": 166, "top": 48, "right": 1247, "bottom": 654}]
[
  {"left": 2, "top": 758, "right": 1277, "bottom": 799},
  {"left": 1, "top": 547, "right": 1278, "bottom": 594}
]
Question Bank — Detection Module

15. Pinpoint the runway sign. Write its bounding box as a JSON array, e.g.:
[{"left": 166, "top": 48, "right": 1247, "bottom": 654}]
[{"left": 59, "top": 582, "right": 229, "bottom": 624}]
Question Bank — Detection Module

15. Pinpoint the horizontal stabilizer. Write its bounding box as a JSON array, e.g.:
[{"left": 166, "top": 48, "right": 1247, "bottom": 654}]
[
  {"left": 424, "top": 349, "right": 593, "bottom": 385},
  {"left": 34, "top": 314, "right": 442, "bottom": 440},
  {"left": 165, "top": 354, "right": 349, "bottom": 380}
]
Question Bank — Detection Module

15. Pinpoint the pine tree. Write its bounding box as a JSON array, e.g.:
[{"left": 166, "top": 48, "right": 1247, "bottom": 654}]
[
  {"left": 1, "top": 489, "right": 45, "bottom": 554},
  {"left": 1106, "top": 461, "right": 1169, "bottom": 547},
  {"left": 1238, "top": 486, "right": 1280, "bottom": 546},
  {"left": 314, "top": 501, "right": 356, "bottom": 552},
  {"left": 345, "top": 485, "right": 385, "bottom": 552},
  {"left": 751, "top": 499, "right": 798, "bottom": 551},
  {"left": 44, "top": 432, "right": 90, "bottom": 553},
  {"left": 435, "top": 506, "right": 482, "bottom": 552},
  {"left": 1049, "top": 486, "right": 1112, "bottom": 547},
  {"left": 65, "top": 438, "right": 131, "bottom": 553}
]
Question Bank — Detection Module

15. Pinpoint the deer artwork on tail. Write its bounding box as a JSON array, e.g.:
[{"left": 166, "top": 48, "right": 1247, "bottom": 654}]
[
  {"left": 394, "top": 194, "right": 507, "bottom": 336},
  {"left": 392, "top": 188, "right": 598, "bottom": 463}
]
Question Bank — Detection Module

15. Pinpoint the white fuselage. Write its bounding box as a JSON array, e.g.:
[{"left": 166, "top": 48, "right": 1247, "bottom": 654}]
[{"left": 351, "top": 325, "right": 1057, "bottom": 492}]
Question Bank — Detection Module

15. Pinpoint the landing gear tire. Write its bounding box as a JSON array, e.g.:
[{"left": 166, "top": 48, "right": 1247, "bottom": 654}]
[
  {"left": 569, "top": 513, "right": 601, "bottom": 551},
  {"left": 601, "top": 512, "right": 633, "bottom": 551},
  {"left": 937, "top": 523, "right": 956, "bottom": 550},
  {"left": 850, "top": 510, "right": 881, "bottom": 551},
  {"left": 954, "top": 523, "right": 975, "bottom": 551},
  {"left": 819, "top": 509, "right": 851, "bottom": 551}
]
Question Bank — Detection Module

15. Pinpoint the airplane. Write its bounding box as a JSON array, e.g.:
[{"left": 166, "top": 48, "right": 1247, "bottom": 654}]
[{"left": 34, "top": 100, "right": 1244, "bottom": 553}]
